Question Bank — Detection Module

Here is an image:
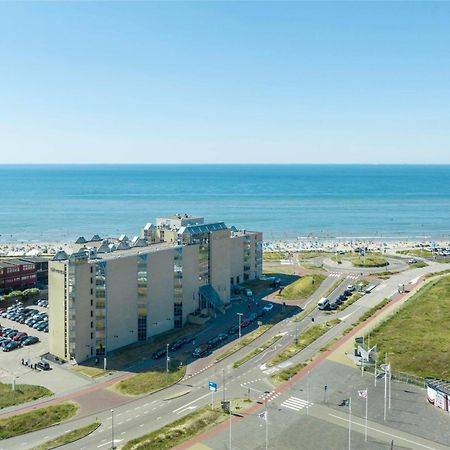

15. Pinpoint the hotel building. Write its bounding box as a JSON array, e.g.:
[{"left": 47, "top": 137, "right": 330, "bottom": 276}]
[{"left": 48, "top": 215, "right": 262, "bottom": 362}]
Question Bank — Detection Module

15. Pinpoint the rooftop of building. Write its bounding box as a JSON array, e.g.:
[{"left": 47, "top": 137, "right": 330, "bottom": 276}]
[
  {"left": 0, "top": 260, "right": 16, "bottom": 269},
  {"left": 53, "top": 241, "right": 177, "bottom": 262}
]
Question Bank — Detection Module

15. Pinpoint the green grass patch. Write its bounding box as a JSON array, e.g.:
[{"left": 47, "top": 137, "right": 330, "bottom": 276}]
[
  {"left": 263, "top": 252, "right": 285, "bottom": 260},
  {"left": 370, "top": 276, "right": 450, "bottom": 379},
  {"left": 270, "top": 362, "right": 307, "bottom": 384},
  {"left": 0, "top": 402, "right": 78, "bottom": 440},
  {"left": 425, "top": 269, "right": 450, "bottom": 279},
  {"left": 338, "top": 292, "right": 362, "bottom": 312},
  {"left": 123, "top": 400, "right": 247, "bottom": 450},
  {"left": 114, "top": 363, "right": 185, "bottom": 396},
  {"left": 215, "top": 324, "right": 272, "bottom": 362},
  {"left": 232, "top": 334, "right": 282, "bottom": 368},
  {"left": 408, "top": 261, "right": 428, "bottom": 269},
  {"left": 32, "top": 421, "right": 100, "bottom": 450},
  {"left": 263, "top": 265, "right": 296, "bottom": 275},
  {"left": 277, "top": 274, "right": 326, "bottom": 300},
  {"left": 343, "top": 298, "right": 391, "bottom": 335},
  {"left": 296, "top": 251, "right": 331, "bottom": 259},
  {"left": 268, "top": 319, "right": 340, "bottom": 367},
  {"left": 351, "top": 255, "right": 388, "bottom": 267},
  {"left": 0, "top": 383, "right": 53, "bottom": 410},
  {"left": 397, "top": 249, "right": 433, "bottom": 258}
]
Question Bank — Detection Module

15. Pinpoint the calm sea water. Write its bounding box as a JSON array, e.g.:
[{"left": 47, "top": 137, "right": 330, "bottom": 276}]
[{"left": 1, "top": 165, "right": 450, "bottom": 242}]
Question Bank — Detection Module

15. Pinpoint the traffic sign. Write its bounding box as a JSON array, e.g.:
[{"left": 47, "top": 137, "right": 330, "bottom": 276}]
[{"left": 209, "top": 381, "right": 218, "bottom": 392}]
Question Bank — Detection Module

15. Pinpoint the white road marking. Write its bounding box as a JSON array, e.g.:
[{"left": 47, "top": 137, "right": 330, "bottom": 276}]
[
  {"left": 157, "top": 416, "right": 162, "bottom": 420},
  {"left": 140, "top": 423, "right": 145, "bottom": 427},
  {"left": 280, "top": 396, "right": 313, "bottom": 411},
  {"left": 172, "top": 392, "right": 211, "bottom": 413},
  {"left": 176, "top": 405, "right": 198, "bottom": 415},
  {"left": 328, "top": 414, "right": 436, "bottom": 449},
  {"left": 97, "top": 440, "right": 123, "bottom": 448}
]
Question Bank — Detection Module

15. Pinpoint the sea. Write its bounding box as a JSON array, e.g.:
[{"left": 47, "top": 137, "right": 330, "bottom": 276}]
[{"left": 1, "top": 164, "right": 450, "bottom": 243}]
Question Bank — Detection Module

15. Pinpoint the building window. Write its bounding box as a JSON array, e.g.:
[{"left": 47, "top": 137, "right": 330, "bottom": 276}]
[
  {"left": 91, "top": 321, "right": 94, "bottom": 328},
  {"left": 138, "top": 316, "right": 147, "bottom": 341},
  {"left": 137, "top": 254, "right": 148, "bottom": 341}
]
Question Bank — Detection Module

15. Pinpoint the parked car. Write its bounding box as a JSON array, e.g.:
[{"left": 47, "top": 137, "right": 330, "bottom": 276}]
[
  {"left": 151, "top": 349, "right": 166, "bottom": 359},
  {"left": 244, "top": 288, "right": 253, "bottom": 298},
  {"left": 169, "top": 340, "right": 184, "bottom": 351},
  {"left": 263, "top": 303, "right": 274, "bottom": 312},
  {"left": 248, "top": 313, "right": 258, "bottom": 323},
  {"left": 241, "top": 319, "right": 250, "bottom": 328},
  {"left": 217, "top": 333, "right": 228, "bottom": 342},
  {"left": 328, "top": 302, "right": 338, "bottom": 311},
  {"left": 22, "top": 336, "right": 39, "bottom": 346},
  {"left": 3, "top": 341, "right": 20, "bottom": 352},
  {"left": 37, "top": 361, "right": 51, "bottom": 371},
  {"left": 207, "top": 337, "right": 220, "bottom": 349},
  {"left": 228, "top": 325, "right": 239, "bottom": 335},
  {"left": 182, "top": 335, "right": 195, "bottom": 345},
  {"left": 193, "top": 344, "right": 208, "bottom": 358}
]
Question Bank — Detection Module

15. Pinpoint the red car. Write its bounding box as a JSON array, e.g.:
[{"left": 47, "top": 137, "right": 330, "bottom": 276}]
[
  {"left": 241, "top": 319, "right": 250, "bottom": 328},
  {"left": 13, "top": 332, "right": 27, "bottom": 342}
]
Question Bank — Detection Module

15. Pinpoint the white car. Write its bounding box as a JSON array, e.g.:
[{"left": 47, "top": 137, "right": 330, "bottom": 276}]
[
  {"left": 408, "top": 258, "right": 418, "bottom": 264},
  {"left": 263, "top": 303, "right": 274, "bottom": 312}
]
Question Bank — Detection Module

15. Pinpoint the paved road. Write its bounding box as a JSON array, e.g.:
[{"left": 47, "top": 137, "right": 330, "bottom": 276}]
[{"left": 1, "top": 261, "right": 449, "bottom": 449}]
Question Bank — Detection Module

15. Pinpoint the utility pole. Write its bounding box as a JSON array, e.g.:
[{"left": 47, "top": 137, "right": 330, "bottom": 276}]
[
  {"left": 222, "top": 368, "right": 226, "bottom": 402},
  {"left": 111, "top": 409, "right": 115, "bottom": 450},
  {"left": 348, "top": 397, "right": 352, "bottom": 450},
  {"left": 237, "top": 313, "right": 243, "bottom": 345},
  {"left": 166, "top": 343, "right": 169, "bottom": 374}
]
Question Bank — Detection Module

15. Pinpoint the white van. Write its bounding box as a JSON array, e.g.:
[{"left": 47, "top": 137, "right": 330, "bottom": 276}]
[{"left": 317, "top": 297, "right": 330, "bottom": 310}]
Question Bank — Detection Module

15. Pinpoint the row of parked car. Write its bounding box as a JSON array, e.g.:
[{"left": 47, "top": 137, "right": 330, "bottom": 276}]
[
  {"left": 0, "top": 304, "right": 49, "bottom": 333},
  {"left": 151, "top": 335, "right": 196, "bottom": 360},
  {"left": 150, "top": 302, "right": 276, "bottom": 361},
  {"left": 193, "top": 307, "right": 272, "bottom": 358},
  {"left": 0, "top": 327, "right": 40, "bottom": 352},
  {"left": 34, "top": 298, "right": 49, "bottom": 308}
]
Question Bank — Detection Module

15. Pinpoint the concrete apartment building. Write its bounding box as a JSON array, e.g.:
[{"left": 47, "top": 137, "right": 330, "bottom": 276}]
[{"left": 49, "top": 215, "right": 262, "bottom": 363}]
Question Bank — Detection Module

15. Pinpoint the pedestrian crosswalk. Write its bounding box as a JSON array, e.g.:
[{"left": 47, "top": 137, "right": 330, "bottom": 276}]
[
  {"left": 328, "top": 272, "right": 359, "bottom": 280},
  {"left": 280, "top": 396, "right": 313, "bottom": 412},
  {"left": 346, "top": 274, "right": 359, "bottom": 280}
]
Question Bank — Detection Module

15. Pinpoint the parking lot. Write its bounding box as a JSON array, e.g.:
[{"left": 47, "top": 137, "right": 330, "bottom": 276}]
[{"left": 0, "top": 302, "right": 50, "bottom": 380}]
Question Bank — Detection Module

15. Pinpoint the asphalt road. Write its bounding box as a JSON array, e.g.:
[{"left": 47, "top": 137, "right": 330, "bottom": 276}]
[{"left": 1, "top": 261, "right": 449, "bottom": 450}]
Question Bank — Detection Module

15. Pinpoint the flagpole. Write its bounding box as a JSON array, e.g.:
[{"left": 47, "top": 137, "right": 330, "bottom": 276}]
[
  {"left": 229, "top": 404, "right": 232, "bottom": 450},
  {"left": 348, "top": 396, "right": 352, "bottom": 450},
  {"left": 307, "top": 370, "right": 310, "bottom": 417},
  {"left": 265, "top": 398, "right": 269, "bottom": 450},
  {"left": 384, "top": 365, "right": 387, "bottom": 421},
  {"left": 388, "top": 365, "right": 391, "bottom": 410},
  {"left": 365, "top": 392, "right": 368, "bottom": 442}
]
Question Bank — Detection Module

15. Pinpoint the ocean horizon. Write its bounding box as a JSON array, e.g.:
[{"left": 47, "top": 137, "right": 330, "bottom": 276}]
[{"left": 1, "top": 164, "right": 450, "bottom": 243}]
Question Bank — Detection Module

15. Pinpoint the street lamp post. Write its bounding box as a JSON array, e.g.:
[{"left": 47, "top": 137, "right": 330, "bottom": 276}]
[
  {"left": 237, "top": 313, "right": 243, "bottom": 344},
  {"left": 166, "top": 343, "right": 170, "bottom": 374},
  {"left": 111, "top": 409, "right": 115, "bottom": 449}
]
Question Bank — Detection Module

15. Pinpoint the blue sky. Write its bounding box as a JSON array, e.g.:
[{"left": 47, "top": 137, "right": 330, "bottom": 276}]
[{"left": 1, "top": 1, "right": 449, "bottom": 164}]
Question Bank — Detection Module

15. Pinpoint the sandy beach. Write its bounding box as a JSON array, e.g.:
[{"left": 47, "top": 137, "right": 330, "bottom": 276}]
[{"left": 1, "top": 238, "right": 449, "bottom": 258}]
